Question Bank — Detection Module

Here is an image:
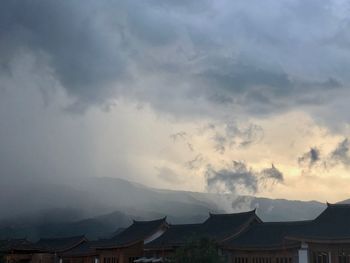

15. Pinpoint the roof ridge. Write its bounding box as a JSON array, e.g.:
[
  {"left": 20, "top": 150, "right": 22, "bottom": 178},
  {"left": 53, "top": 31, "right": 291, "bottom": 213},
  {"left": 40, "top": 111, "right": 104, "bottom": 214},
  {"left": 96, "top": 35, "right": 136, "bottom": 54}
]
[
  {"left": 209, "top": 209, "right": 256, "bottom": 217},
  {"left": 256, "top": 220, "right": 313, "bottom": 226},
  {"left": 132, "top": 217, "right": 167, "bottom": 224},
  {"left": 168, "top": 223, "right": 202, "bottom": 227},
  {"left": 327, "top": 202, "right": 350, "bottom": 207},
  {"left": 37, "top": 235, "right": 85, "bottom": 241}
]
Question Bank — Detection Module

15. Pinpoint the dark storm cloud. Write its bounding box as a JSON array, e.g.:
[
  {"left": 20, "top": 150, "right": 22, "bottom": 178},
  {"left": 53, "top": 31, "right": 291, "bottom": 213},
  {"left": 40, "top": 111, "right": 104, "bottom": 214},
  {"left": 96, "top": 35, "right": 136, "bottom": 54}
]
[
  {"left": 211, "top": 121, "right": 264, "bottom": 154},
  {"left": 330, "top": 138, "right": 350, "bottom": 166},
  {"left": 206, "top": 161, "right": 258, "bottom": 194},
  {"left": 298, "top": 147, "right": 321, "bottom": 168},
  {"left": 260, "top": 164, "right": 284, "bottom": 184},
  {"left": 0, "top": 0, "right": 129, "bottom": 108},
  {"left": 0, "top": 0, "right": 348, "bottom": 117},
  {"left": 297, "top": 140, "right": 350, "bottom": 173},
  {"left": 206, "top": 161, "right": 284, "bottom": 194}
]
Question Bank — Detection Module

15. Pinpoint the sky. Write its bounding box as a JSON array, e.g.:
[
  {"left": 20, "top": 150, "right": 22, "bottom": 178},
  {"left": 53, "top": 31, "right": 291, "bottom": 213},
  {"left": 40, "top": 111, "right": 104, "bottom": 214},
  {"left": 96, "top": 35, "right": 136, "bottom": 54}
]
[{"left": 1, "top": 0, "right": 350, "bottom": 203}]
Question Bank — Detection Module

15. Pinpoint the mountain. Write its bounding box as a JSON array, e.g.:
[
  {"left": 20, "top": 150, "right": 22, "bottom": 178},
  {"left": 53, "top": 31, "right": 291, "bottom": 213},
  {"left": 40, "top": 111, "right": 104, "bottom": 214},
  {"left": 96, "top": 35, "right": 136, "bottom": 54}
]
[{"left": 0, "top": 175, "right": 335, "bottom": 240}]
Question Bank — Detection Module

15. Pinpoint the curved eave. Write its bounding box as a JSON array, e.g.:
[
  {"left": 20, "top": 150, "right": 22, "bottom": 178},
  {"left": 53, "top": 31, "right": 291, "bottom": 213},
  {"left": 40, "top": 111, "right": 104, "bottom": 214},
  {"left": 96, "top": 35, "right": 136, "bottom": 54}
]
[
  {"left": 224, "top": 243, "right": 301, "bottom": 251},
  {"left": 144, "top": 245, "right": 178, "bottom": 251},
  {"left": 60, "top": 252, "right": 98, "bottom": 258},
  {"left": 286, "top": 236, "right": 350, "bottom": 244},
  {"left": 94, "top": 240, "right": 142, "bottom": 250},
  {"left": 219, "top": 216, "right": 262, "bottom": 243}
]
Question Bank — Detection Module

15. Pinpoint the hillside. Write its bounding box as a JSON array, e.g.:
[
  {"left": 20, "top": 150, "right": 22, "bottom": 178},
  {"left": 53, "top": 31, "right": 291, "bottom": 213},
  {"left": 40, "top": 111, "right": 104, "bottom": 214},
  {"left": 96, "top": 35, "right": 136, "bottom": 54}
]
[{"left": 0, "top": 176, "right": 336, "bottom": 240}]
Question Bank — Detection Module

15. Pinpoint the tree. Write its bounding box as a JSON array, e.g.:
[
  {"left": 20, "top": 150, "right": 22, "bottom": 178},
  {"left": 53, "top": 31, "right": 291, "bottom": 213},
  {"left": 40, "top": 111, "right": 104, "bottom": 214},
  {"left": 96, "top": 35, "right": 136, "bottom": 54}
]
[{"left": 170, "top": 237, "right": 226, "bottom": 263}]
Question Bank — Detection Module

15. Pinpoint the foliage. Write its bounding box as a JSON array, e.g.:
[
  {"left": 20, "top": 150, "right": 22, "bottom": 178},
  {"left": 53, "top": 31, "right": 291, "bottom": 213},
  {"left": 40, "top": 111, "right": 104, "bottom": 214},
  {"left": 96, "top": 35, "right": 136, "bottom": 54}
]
[{"left": 170, "top": 237, "right": 226, "bottom": 263}]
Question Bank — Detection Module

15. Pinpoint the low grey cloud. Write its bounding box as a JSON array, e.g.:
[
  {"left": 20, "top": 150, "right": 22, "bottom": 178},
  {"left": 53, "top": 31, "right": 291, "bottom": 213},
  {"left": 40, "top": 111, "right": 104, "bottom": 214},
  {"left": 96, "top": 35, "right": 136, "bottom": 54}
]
[
  {"left": 211, "top": 121, "right": 264, "bottom": 154},
  {"left": 297, "top": 139, "right": 350, "bottom": 173},
  {"left": 298, "top": 147, "right": 321, "bottom": 168},
  {"left": 156, "top": 166, "right": 183, "bottom": 184},
  {"left": 170, "top": 131, "right": 194, "bottom": 152},
  {"left": 330, "top": 138, "right": 350, "bottom": 167},
  {"left": 205, "top": 161, "right": 284, "bottom": 194},
  {"left": 260, "top": 164, "right": 284, "bottom": 184},
  {"left": 185, "top": 154, "right": 204, "bottom": 170},
  {"left": 170, "top": 132, "right": 188, "bottom": 142}
]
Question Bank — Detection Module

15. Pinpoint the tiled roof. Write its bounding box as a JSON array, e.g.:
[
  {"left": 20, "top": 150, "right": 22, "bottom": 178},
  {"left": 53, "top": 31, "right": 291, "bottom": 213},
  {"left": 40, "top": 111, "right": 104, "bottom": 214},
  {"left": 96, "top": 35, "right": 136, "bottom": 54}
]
[
  {"left": 201, "top": 210, "right": 261, "bottom": 241},
  {"left": 94, "top": 217, "right": 167, "bottom": 248},
  {"left": 225, "top": 203, "right": 350, "bottom": 249},
  {"left": 145, "top": 223, "right": 202, "bottom": 248},
  {"left": 0, "top": 239, "right": 38, "bottom": 252},
  {"left": 286, "top": 203, "right": 350, "bottom": 241},
  {"left": 36, "top": 235, "right": 87, "bottom": 252},
  {"left": 224, "top": 221, "right": 310, "bottom": 249},
  {"left": 146, "top": 210, "right": 261, "bottom": 249},
  {"left": 60, "top": 241, "right": 99, "bottom": 257}
]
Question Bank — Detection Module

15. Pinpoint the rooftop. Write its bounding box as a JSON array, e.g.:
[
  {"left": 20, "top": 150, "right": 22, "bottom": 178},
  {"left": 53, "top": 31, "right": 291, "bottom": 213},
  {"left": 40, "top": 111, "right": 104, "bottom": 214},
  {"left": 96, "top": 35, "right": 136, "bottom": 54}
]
[
  {"left": 201, "top": 210, "right": 261, "bottom": 241},
  {"left": 94, "top": 217, "right": 168, "bottom": 248},
  {"left": 225, "top": 203, "right": 350, "bottom": 249},
  {"left": 146, "top": 209, "right": 261, "bottom": 248},
  {"left": 0, "top": 239, "right": 38, "bottom": 252},
  {"left": 145, "top": 223, "right": 202, "bottom": 249},
  {"left": 36, "top": 235, "right": 87, "bottom": 252}
]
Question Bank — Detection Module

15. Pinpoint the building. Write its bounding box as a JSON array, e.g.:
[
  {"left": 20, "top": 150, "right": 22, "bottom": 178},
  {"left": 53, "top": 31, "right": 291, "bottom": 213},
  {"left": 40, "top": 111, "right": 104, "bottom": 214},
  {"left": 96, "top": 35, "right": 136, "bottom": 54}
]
[
  {"left": 144, "top": 210, "right": 262, "bottom": 260},
  {"left": 224, "top": 203, "right": 350, "bottom": 263},
  {"left": 34, "top": 236, "right": 87, "bottom": 263},
  {"left": 0, "top": 239, "right": 39, "bottom": 263},
  {"left": 61, "top": 217, "right": 168, "bottom": 263},
  {"left": 2, "top": 203, "right": 350, "bottom": 263}
]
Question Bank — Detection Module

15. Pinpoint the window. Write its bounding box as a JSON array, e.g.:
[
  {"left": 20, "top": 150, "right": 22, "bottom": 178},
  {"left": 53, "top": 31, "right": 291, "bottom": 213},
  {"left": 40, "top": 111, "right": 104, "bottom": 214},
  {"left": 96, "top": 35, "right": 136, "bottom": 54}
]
[
  {"left": 312, "top": 251, "right": 329, "bottom": 263},
  {"left": 338, "top": 251, "right": 350, "bottom": 263}
]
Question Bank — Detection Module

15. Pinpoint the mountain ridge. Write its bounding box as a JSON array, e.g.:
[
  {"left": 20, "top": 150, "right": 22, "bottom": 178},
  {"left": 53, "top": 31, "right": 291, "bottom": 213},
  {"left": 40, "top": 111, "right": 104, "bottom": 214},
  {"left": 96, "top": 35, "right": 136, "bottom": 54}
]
[{"left": 0, "top": 176, "right": 345, "bottom": 240}]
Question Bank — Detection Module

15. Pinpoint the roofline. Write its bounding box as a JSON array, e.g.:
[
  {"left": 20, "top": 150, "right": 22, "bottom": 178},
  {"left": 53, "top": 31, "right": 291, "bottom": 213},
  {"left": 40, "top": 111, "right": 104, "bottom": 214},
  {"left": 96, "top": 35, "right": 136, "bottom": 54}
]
[
  {"left": 250, "top": 220, "right": 313, "bottom": 226},
  {"left": 37, "top": 237, "right": 88, "bottom": 253},
  {"left": 94, "top": 218, "right": 168, "bottom": 249},
  {"left": 313, "top": 202, "right": 350, "bottom": 221},
  {"left": 326, "top": 202, "right": 350, "bottom": 207},
  {"left": 94, "top": 240, "right": 142, "bottom": 249},
  {"left": 37, "top": 235, "right": 87, "bottom": 242},
  {"left": 132, "top": 217, "right": 167, "bottom": 224},
  {"left": 220, "top": 215, "right": 262, "bottom": 243},
  {"left": 285, "top": 236, "right": 350, "bottom": 244},
  {"left": 223, "top": 242, "right": 301, "bottom": 251},
  {"left": 60, "top": 251, "right": 98, "bottom": 258},
  {"left": 144, "top": 246, "right": 175, "bottom": 251},
  {"left": 94, "top": 223, "right": 168, "bottom": 249},
  {"left": 208, "top": 209, "right": 257, "bottom": 218}
]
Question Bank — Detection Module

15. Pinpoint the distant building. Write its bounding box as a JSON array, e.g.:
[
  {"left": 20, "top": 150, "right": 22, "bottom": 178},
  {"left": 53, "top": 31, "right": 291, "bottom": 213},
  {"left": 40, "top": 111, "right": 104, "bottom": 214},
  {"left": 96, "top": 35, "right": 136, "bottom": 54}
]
[{"left": 61, "top": 217, "right": 168, "bottom": 263}]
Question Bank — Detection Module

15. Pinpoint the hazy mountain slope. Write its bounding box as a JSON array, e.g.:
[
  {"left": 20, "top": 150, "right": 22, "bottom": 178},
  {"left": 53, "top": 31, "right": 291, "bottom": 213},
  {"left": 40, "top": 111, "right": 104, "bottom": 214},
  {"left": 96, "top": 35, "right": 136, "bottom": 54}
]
[
  {"left": 0, "top": 210, "right": 132, "bottom": 241},
  {"left": 0, "top": 175, "right": 338, "bottom": 240}
]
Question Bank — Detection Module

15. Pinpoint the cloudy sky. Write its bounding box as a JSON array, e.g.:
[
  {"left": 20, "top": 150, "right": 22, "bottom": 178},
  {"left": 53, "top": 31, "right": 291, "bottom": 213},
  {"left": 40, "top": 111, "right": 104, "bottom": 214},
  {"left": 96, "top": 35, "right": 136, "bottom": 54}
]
[{"left": 1, "top": 0, "right": 350, "bottom": 203}]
